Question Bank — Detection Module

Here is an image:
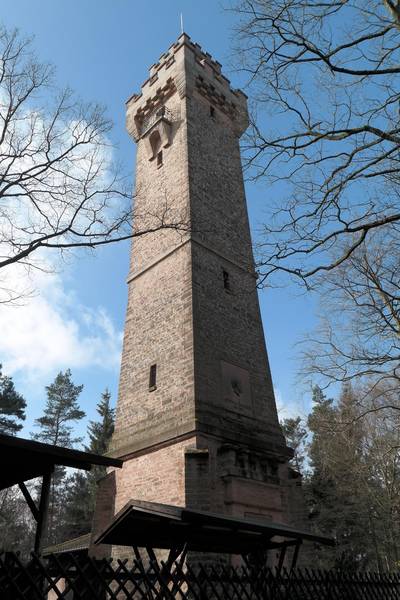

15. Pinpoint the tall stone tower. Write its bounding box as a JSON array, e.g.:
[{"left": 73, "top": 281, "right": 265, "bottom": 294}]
[{"left": 96, "top": 34, "right": 294, "bottom": 536}]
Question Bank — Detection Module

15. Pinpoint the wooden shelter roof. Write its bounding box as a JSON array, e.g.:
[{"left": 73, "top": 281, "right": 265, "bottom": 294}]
[
  {"left": 43, "top": 533, "right": 92, "bottom": 556},
  {"left": 0, "top": 433, "right": 122, "bottom": 490},
  {"left": 95, "top": 499, "right": 334, "bottom": 554}
]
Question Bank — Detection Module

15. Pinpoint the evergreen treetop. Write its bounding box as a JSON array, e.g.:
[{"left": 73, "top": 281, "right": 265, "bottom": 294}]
[
  {"left": 60, "top": 389, "right": 115, "bottom": 541},
  {"left": 281, "top": 416, "right": 307, "bottom": 474},
  {"left": 33, "top": 369, "right": 85, "bottom": 447},
  {"left": 87, "top": 388, "right": 115, "bottom": 456},
  {"left": 0, "top": 364, "right": 26, "bottom": 435}
]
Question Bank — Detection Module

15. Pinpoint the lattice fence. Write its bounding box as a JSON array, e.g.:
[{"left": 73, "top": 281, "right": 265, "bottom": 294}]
[{"left": 1, "top": 551, "right": 400, "bottom": 599}]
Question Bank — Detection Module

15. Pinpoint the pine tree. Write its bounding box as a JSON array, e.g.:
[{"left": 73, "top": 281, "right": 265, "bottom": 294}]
[
  {"left": 0, "top": 364, "right": 26, "bottom": 435},
  {"left": 33, "top": 369, "right": 85, "bottom": 447},
  {"left": 0, "top": 367, "right": 30, "bottom": 551},
  {"left": 332, "top": 384, "right": 370, "bottom": 570},
  {"left": 33, "top": 369, "right": 85, "bottom": 544},
  {"left": 281, "top": 416, "right": 307, "bottom": 473},
  {"left": 307, "top": 385, "right": 337, "bottom": 490},
  {"left": 86, "top": 389, "right": 115, "bottom": 507},
  {"left": 300, "top": 386, "right": 337, "bottom": 567},
  {"left": 59, "top": 472, "right": 92, "bottom": 540},
  {"left": 61, "top": 389, "right": 115, "bottom": 541},
  {"left": 87, "top": 388, "right": 115, "bottom": 457},
  {"left": 306, "top": 384, "right": 370, "bottom": 570}
]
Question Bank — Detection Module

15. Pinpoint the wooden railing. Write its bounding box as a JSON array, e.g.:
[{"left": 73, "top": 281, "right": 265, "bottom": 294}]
[{"left": 1, "top": 551, "right": 400, "bottom": 599}]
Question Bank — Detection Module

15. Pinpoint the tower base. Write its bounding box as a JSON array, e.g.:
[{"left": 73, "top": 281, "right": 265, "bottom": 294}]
[{"left": 90, "top": 434, "right": 301, "bottom": 560}]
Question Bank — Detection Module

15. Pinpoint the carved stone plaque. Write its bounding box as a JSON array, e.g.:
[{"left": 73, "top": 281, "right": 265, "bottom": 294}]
[{"left": 221, "top": 360, "right": 251, "bottom": 407}]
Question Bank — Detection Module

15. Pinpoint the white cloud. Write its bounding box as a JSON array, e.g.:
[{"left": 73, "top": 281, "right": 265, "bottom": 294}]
[
  {"left": 0, "top": 259, "right": 122, "bottom": 380},
  {"left": 276, "top": 387, "right": 309, "bottom": 421}
]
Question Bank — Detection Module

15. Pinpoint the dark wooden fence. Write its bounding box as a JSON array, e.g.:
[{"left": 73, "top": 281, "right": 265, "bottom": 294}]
[{"left": 1, "top": 551, "right": 400, "bottom": 599}]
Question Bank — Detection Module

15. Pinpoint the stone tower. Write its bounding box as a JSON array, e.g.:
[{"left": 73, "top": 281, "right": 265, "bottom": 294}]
[{"left": 94, "top": 34, "right": 294, "bottom": 539}]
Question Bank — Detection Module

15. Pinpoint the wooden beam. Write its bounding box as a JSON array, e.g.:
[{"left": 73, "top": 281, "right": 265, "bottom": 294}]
[
  {"left": 268, "top": 539, "right": 299, "bottom": 550},
  {"left": 290, "top": 540, "right": 302, "bottom": 571},
  {"left": 277, "top": 542, "right": 287, "bottom": 575},
  {"left": 34, "top": 471, "right": 52, "bottom": 555},
  {"left": 18, "top": 482, "right": 39, "bottom": 522}
]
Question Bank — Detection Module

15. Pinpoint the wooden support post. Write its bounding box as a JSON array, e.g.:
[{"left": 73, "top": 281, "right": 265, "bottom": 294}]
[
  {"left": 277, "top": 542, "right": 287, "bottom": 575},
  {"left": 291, "top": 540, "right": 302, "bottom": 571},
  {"left": 18, "top": 482, "right": 39, "bottom": 522},
  {"left": 34, "top": 471, "right": 52, "bottom": 555}
]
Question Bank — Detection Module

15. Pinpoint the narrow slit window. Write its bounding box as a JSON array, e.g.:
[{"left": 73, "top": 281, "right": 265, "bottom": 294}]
[
  {"left": 157, "top": 150, "right": 163, "bottom": 167},
  {"left": 210, "top": 105, "right": 215, "bottom": 118},
  {"left": 149, "top": 364, "right": 157, "bottom": 391},
  {"left": 223, "top": 269, "right": 230, "bottom": 291}
]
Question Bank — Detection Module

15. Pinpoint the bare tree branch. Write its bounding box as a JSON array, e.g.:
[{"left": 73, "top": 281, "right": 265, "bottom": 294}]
[
  {"left": 301, "top": 230, "right": 400, "bottom": 394},
  {"left": 0, "top": 26, "right": 189, "bottom": 301},
  {"left": 230, "top": 0, "right": 400, "bottom": 284}
]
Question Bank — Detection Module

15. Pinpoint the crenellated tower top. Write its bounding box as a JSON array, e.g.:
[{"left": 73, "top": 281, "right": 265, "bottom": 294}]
[{"left": 126, "top": 33, "right": 248, "bottom": 142}]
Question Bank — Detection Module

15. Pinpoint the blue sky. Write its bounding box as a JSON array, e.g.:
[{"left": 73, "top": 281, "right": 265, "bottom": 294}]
[{"left": 1, "top": 0, "right": 316, "bottom": 442}]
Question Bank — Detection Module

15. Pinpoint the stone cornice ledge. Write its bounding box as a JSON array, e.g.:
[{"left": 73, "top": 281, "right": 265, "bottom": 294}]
[{"left": 126, "top": 235, "right": 256, "bottom": 284}]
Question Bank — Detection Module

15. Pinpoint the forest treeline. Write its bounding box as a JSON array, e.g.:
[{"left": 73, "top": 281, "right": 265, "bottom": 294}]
[
  {"left": 0, "top": 366, "right": 114, "bottom": 555},
  {"left": 284, "top": 384, "right": 400, "bottom": 572},
  {"left": 1, "top": 364, "right": 400, "bottom": 572}
]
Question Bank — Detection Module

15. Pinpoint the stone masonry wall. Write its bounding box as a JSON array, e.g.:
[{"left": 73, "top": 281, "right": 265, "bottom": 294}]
[
  {"left": 186, "top": 435, "right": 289, "bottom": 522},
  {"left": 187, "top": 90, "right": 254, "bottom": 270},
  {"left": 111, "top": 242, "right": 195, "bottom": 456},
  {"left": 112, "top": 90, "right": 195, "bottom": 457},
  {"left": 186, "top": 90, "right": 287, "bottom": 453},
  {"left": 113, "top": 437, "right": 196, "bottom": 513},
  {"left": 129, "top": 92, "right": 190, "bottom": 273},
  {"left": 191, "top": 241, "right": 287, "bottom": 452}
]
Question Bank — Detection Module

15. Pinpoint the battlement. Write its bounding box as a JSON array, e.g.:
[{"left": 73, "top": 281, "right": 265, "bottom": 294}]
[
  {"left": 149, "top": 34, "right": 223, "bottom": 78},
  {"left": 128, "top": 34, "right": 246, "bottom": 105},
  {"left": 126, "top": 34, "right": 248, "bottom": 140}
]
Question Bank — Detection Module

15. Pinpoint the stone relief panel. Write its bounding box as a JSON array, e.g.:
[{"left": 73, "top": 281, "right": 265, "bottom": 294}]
[
  {"left": 218, "top": 444, "right": 280, "bottom": 485},
  {"left": 221, "top": 360, "right": 251, "bottom": 408}
]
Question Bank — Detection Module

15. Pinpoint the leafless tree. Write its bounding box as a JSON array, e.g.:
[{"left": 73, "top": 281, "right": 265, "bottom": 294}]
[
  {"left": 0, "top": 27, "right": 188, "bottom": 302},
  {"left": 302, "top": 229, "right": 400, "bottom": 400},
  {"left": 230, "top": 0, "right": 400, "bottom": 286},
  {"left": 0, "top": 485, "right": 35, "bottom": 554},
  {"left": 362, "top": 398, "right": 400, "bottom": 570}
]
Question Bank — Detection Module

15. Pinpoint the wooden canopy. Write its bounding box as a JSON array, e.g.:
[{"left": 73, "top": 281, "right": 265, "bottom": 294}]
[
  {"left": 0, "top": 433, "right": 122, "bottom": 554},
  {"left": 95, "top": 499, "right": 334, "bottom": 557},
  {"left": 0, "top": 433, "right": 121, "bottom": 491}
]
